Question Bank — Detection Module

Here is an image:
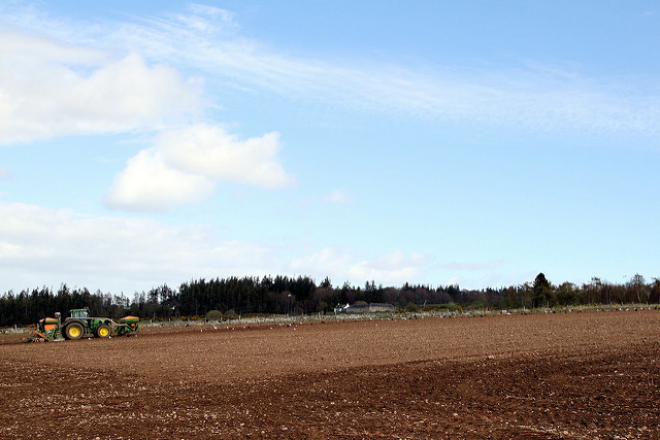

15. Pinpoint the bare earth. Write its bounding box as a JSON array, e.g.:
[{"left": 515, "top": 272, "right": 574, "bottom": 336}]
[{"left": 1, "top": 310, "right": 659, "bottom": 439}]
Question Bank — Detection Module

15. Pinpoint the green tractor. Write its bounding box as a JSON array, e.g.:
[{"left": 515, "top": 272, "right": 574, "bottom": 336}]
[{"left": 26, "top": 308, "right": 139, "bottom": 342}]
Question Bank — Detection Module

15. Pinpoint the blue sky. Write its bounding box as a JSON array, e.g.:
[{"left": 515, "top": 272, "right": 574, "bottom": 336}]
[{"left": 1, "top": 1, "right": 659, "bottom": 294}]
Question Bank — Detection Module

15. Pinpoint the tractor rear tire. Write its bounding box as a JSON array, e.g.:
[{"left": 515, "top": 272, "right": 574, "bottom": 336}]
[
  {"left": 64, "top": 323, "right": 84, "bottom": 340},
  {"left": 95, "top": 324, "right": 110, "bottom": 338}
]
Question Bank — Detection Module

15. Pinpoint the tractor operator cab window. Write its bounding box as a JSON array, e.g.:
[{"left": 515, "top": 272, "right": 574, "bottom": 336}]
[{"left": 71, "top": 309, "right": 89, "bottom": 318}]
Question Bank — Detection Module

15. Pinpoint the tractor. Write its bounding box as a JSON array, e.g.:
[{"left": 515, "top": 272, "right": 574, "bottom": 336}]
[{"left": 26, "top": 308, "right": 139, "bottom": 342}]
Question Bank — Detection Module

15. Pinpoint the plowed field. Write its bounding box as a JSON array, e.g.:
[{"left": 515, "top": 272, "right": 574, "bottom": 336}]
[{"left": 2, "top": 310, "right": 660, "bottom": 439}]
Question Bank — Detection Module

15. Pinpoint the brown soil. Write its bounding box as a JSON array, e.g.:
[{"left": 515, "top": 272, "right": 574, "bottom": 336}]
[{"left": 1, "top": 310, "right": 659, "bottom": 439}]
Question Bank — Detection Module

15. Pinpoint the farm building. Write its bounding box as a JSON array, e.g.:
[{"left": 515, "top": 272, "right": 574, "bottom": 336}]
[{"left": 334, "top": 303, "right": 394, "bottom": 314}]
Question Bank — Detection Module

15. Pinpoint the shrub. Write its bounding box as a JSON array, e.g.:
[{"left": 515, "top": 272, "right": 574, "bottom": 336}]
[
  {"left": 205, "top": 310, "right": 222, "bottom": 322},
  {"left": 404, "top": 302, "right": 420, "bottom": 312}
]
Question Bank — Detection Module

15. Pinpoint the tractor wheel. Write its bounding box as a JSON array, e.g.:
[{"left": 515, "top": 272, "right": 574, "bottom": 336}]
[
  {"left": 64, "top": 323, "right": 84, "bottom": 340},
  {"left": 95, "top": 324, "right": 110, "bottom": 338}
]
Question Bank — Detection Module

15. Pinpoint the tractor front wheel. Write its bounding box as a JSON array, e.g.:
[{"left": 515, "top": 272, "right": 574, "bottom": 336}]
[
  {"left": 64, "top": 323, "right": 84, "bottom": 340},
  {"left": 95, "top": 324, "right": 110, "bottom": 338}
]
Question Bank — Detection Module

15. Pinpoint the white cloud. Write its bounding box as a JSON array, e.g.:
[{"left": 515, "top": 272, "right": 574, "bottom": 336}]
[
  {"left": 0, "top": 166, "right": 11, "bottom": 180},
  {"left": 158, "top": 124, "right": 292, "bottom": 189},
  {"left": 442, "top": 260, "right": 500, "bottom": 271},
  {"left": 0, "top": 31, "right": 202, "bottom": 144},
  {"left": 324, "top": 189, "right": 352, "bottom": 204},
  {"left": 348, "top": 251, "right": 428, "bottom": 284},
  {"left": 105, "top": 124, "right": 294, "bottom": 211},
  {"left": 290, "top": 248, "right": 429, "bottom": 285},
  {"left": 0, "top": 202, "right": 274, "bottom": 293},
  {"left": 0, "top": 202, "right": 428, "bottom": 293},
  {"left": 290, "top": 248, "right": 352, "bottom": 278},
  {"left": 104, "top": 148, "right": 216, "bottom": 211}
]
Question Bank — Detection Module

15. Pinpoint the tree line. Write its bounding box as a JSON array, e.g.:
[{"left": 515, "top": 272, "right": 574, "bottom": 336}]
[{"left": 1, "top": 273, "right": 659, "bottom": 326}]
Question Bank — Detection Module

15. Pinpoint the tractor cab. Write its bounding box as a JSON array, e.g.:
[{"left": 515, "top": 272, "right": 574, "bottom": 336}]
[{"left": 70, "top": 308, "right": 90, "bottom": 319}]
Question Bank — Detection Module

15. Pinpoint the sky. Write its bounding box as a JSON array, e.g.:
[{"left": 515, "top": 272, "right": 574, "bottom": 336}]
[{"left": 1, "top": 1, "right": 659, "bottom": 295}]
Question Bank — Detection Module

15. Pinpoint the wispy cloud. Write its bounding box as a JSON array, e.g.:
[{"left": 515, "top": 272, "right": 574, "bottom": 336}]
[
  {"left": 101, "top": 7, "right": 660, "bottom": 138},
  {"left": 176, "top": 4, "right": 239, "bottom": 34},
  {"left": 3, "top": 4, "right": 659, "bottom": 142}
]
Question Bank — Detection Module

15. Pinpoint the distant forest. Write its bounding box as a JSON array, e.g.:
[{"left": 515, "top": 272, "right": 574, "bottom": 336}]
[{"left": 1, "top": 273, "right": 659, "bottom": 326}]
